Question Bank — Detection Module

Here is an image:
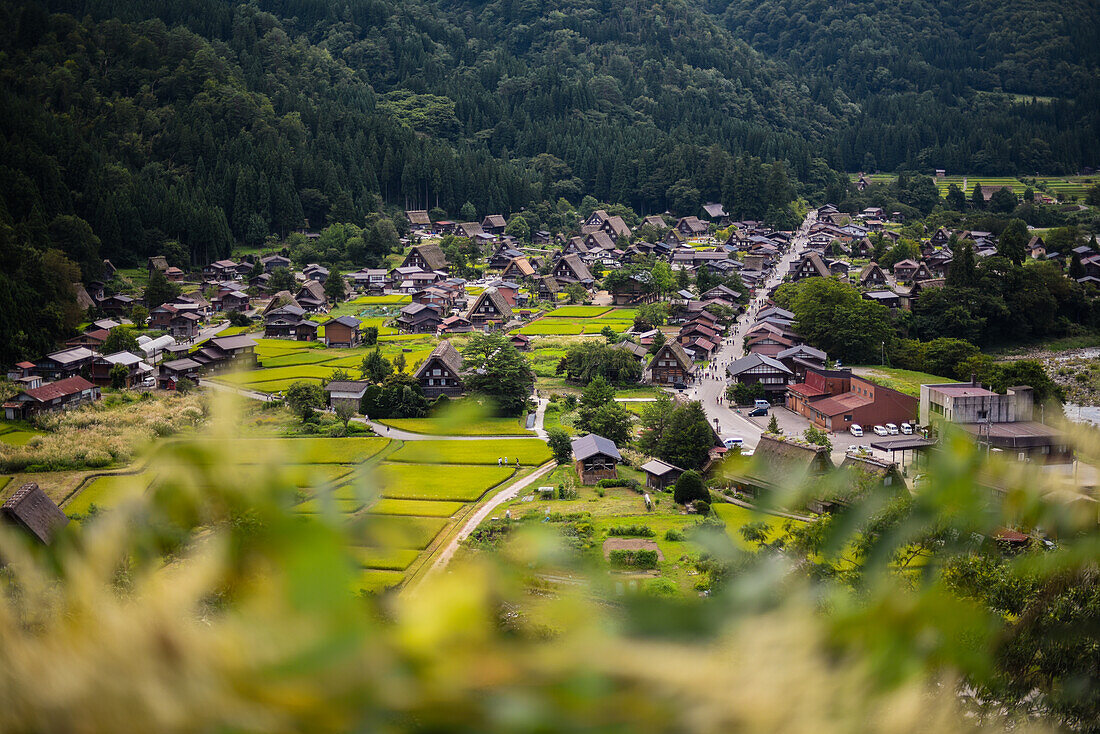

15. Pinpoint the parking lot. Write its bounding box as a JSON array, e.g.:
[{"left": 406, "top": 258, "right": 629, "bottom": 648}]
[{"left": 735, "top": 405, "right": 911, "bottom": 463}]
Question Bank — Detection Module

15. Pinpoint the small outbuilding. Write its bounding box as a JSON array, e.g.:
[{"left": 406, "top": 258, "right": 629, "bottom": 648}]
[
  {"left": 639, "top": 458, "right": 684, "bottom": 490},
  {"left": 1, "top": 483, "right": 69, "bottom": 545},
  {"left": 571, "top": 433, "right": 622, "bottom": 484}
]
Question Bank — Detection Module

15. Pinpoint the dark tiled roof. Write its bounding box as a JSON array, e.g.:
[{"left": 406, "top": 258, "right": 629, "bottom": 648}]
[{"left": 571, "top": 433, "right": 622, "bottom": 461}]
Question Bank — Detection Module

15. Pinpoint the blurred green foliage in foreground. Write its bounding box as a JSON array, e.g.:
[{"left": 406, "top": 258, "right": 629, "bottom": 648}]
[{"left": 0, "top": 399, "right": 1097, "bottom": 733}]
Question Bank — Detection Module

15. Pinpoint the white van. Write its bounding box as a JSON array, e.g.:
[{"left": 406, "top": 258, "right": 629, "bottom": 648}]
[
  {"left": 885, "top": 423, "right": 899, "bottom": 435},
  {"left": 753, "top": 399, "right": 770, "bottom": 409},
  {"left": 900, "top": 422, "right": 914, "bottom": 435},
  {"left": 849, "top": 424, "right": 863, "bottom": 437},
  {"left": 873, "top": 425, "right": 889, "bottom": 436},
  {"left": 722, "top": 436, "right": 744, "bottom": 450}
]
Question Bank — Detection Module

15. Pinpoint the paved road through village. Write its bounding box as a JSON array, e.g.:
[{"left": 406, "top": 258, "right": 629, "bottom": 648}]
[{"left": 688, "top": 211, "right": 817, "bottom": 452}]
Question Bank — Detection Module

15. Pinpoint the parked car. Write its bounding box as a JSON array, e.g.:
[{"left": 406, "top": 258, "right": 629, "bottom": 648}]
[
  {"left": 748, "top": 406, "right": 768, "bottom": 417},
  {"left": 849, "top": 424, "right": 863, "bottom": 437},
  {"left": 722, "top": 436, "right": 745, "bottom": 449},
  {"left": 753, "top": 399, "right": 770, "bottom": 409},
  {"left": 673, "top": 382, "right": 687, "bottom": 390},
  {"left": 885, "top": 423, "right": 899, "bottom": 435},
  {"left": 847, "top": 444, "right": 872, "bottom": 454},
  {"left": 900, "top": 423, "right": 914, "bottom": 435},
  {"left": 141, "top": 376, "right": 156, "bottom": 388},
  {"left": 873, "top": 425, "right": 889, "bottom": 436}
]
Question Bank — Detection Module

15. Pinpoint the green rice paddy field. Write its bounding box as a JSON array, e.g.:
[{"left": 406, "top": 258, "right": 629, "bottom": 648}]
[
  {"left": 848, "top": 173, "right": 1095, "bottom": 201},
  {"left": 209, "top": 334, "right": 436, "bottom": 392},
  {"left": 515, "top": 307, "right": 637, "bottom": 336},
  {"left": 60, "top": 432, "right": 551, "bottom": 595}
]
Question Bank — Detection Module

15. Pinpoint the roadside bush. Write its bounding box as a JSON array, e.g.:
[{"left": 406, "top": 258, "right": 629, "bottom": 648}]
[
  {"left": 664, "top": 528, "right": 685, "bottom": 542},
  {"left": 607, "top": 524, "right": 655, "bottom": 537},
  {"left": 673, "top": 470, "right": 708, "bottom": 505},
  {"left": 608, "top": 549, "right": 658, "bottom": 569},
  {"left": 596, "top": 478, "right": 640, "bottom": 491}
]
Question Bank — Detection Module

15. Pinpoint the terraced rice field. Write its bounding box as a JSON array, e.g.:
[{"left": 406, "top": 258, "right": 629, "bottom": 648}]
[
  {"left": 378, "top": 416, "right": 533, "bottom": 436},
  {"left": 848, "top": 172, "right": 1096, "bottom": 201},
  {"left": 515, "top": 307, "right": 637, "bottom": 336},
  {"left": 211, "top": 334, "right": 436, "bottom": 393},
  {"left": 386, "top": 438, "right": 551, "bottom": 465},
  {"left": 0, "top": 426, "right": 45, "bottom": 446}
]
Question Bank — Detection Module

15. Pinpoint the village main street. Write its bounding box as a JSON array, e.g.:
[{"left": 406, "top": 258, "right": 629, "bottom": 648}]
[{"left": 687, "top": 212, "right": 818, "bottom": 453}]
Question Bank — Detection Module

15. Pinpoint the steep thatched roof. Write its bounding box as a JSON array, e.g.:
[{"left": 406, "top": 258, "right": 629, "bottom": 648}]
[
  {"left": 1, "top": 483, "right": 68, "bottom": 545},
  {"left": 415, "top": 339, "right": 464, "bottom": 377}
]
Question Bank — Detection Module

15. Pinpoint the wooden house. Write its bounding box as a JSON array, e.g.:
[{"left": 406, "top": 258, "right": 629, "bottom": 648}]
[
  {"left": 2, "top": 376, "right": 100, "bottom": 420},
  {"left": 571, "top": 434, "right": 622, "bottom": 484},
  {"left": 466, "top": 287, "right": 514, "bottom": 328},
  {"left": 325, "top": 380, "right": 371, "bottom": 411},
  {"left": 674, "top": 216, "right": 708, "bottom": 237},
  {"left": 1, "top": 483, "right": 69, "bottom": 545},
  {"left": 264, "top": 305, "right": 318, "bottom": 340},
  {"left": 646, "top": 342, "right": 696, "bottom": 385},
  {"left": 481, "top": 214, "right": 507, "bottom": 235},
  {"left": 397, "top": 303, "right": 443, "bottom": 334},
  {"left": 892, "top": 259, "right": 920, "bottom": 282},
  {"left": 321, "top": 316, "right": 360, "bottom": 349},
  {"left": 726, "top": 353, "right": 793, "bottom": 402},
  {"left": 552, "top": 254, "right": 594, "bottom": 286},
  {"left": 501, "top": 256, "right": 536, "bottom": 281},
  {"left": 726, "top": 434, "right": 833, "bottom": 499},
  {"left": 406, "top": 210, "right": 431, "bottom": 228},
  {"left": 790, "top": 252, "right": 831, "bottom": 281},
  {"left": 640, "top": 459, "right": 684, "bottom": 491},
  {"left": 859, "top": 262, "right": 888, "bottom": 288},
  {"left": 415, "top": 339, "right": 466, "bottom": 398},
  {"left": 401, "top": 243, "right": 449, "bottom": 272}
]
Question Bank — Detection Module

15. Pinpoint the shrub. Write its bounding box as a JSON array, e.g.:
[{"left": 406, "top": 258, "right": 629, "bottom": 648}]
[
  {"left": 664, "top": 528, "right": 685, "bottom": 542},
  {"left": 607, "top": 524, "right": 655, "bottom": 537},
  {"left": 673, "top": 470, "right": 708, "bottom": 505},
  {"left": 596, "top": 478, "right": 640, "bottom": 491},
  {"left": 694, "top": 500, "right": 710, "bottom": 516},
  {"left": 608, "top": 549, "right": 658, "bottom": 569},
  {"left": 546, "top": 428, "right": 573, "bottom": 465}
]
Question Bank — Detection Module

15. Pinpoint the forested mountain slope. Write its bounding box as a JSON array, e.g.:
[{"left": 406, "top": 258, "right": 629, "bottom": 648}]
[{"left": 711, "top": 0, "right": 1100, "bottom": 172}]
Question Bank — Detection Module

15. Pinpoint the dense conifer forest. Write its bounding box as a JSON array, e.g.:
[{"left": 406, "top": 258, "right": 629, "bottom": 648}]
[{"left": 0, "top": 0, "right": 1097, "bottom": 359}]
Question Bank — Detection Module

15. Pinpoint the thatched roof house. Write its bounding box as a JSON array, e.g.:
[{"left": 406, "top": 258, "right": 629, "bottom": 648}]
[{"left": 1, "top": 483, "right": 69, "bottom": 545}]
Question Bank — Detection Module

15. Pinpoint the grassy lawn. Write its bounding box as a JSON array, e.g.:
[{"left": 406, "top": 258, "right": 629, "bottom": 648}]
[
  {"left": 376, "top": 463, "right": 514, "bottom": 501},
  {"left": 545, "top": 306, "right": 612, "bottom": 318},
  {"left": 851, "top": 366, "right": 956, "bottom": 397},
  {"left": 369, "top": 499, "right": 465, "bottom": 517},
  {"left": 379, "top": 416, "right": 533, "bottom": 436},
  {"left": 387, "top": 439, "right": 551, "bottom": 465},
  {"left": 711, "top": 502, "right": 793, "bottom": 550},
  {"left": 614, "top": 385, "right": 662, "bottom": 399}
]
